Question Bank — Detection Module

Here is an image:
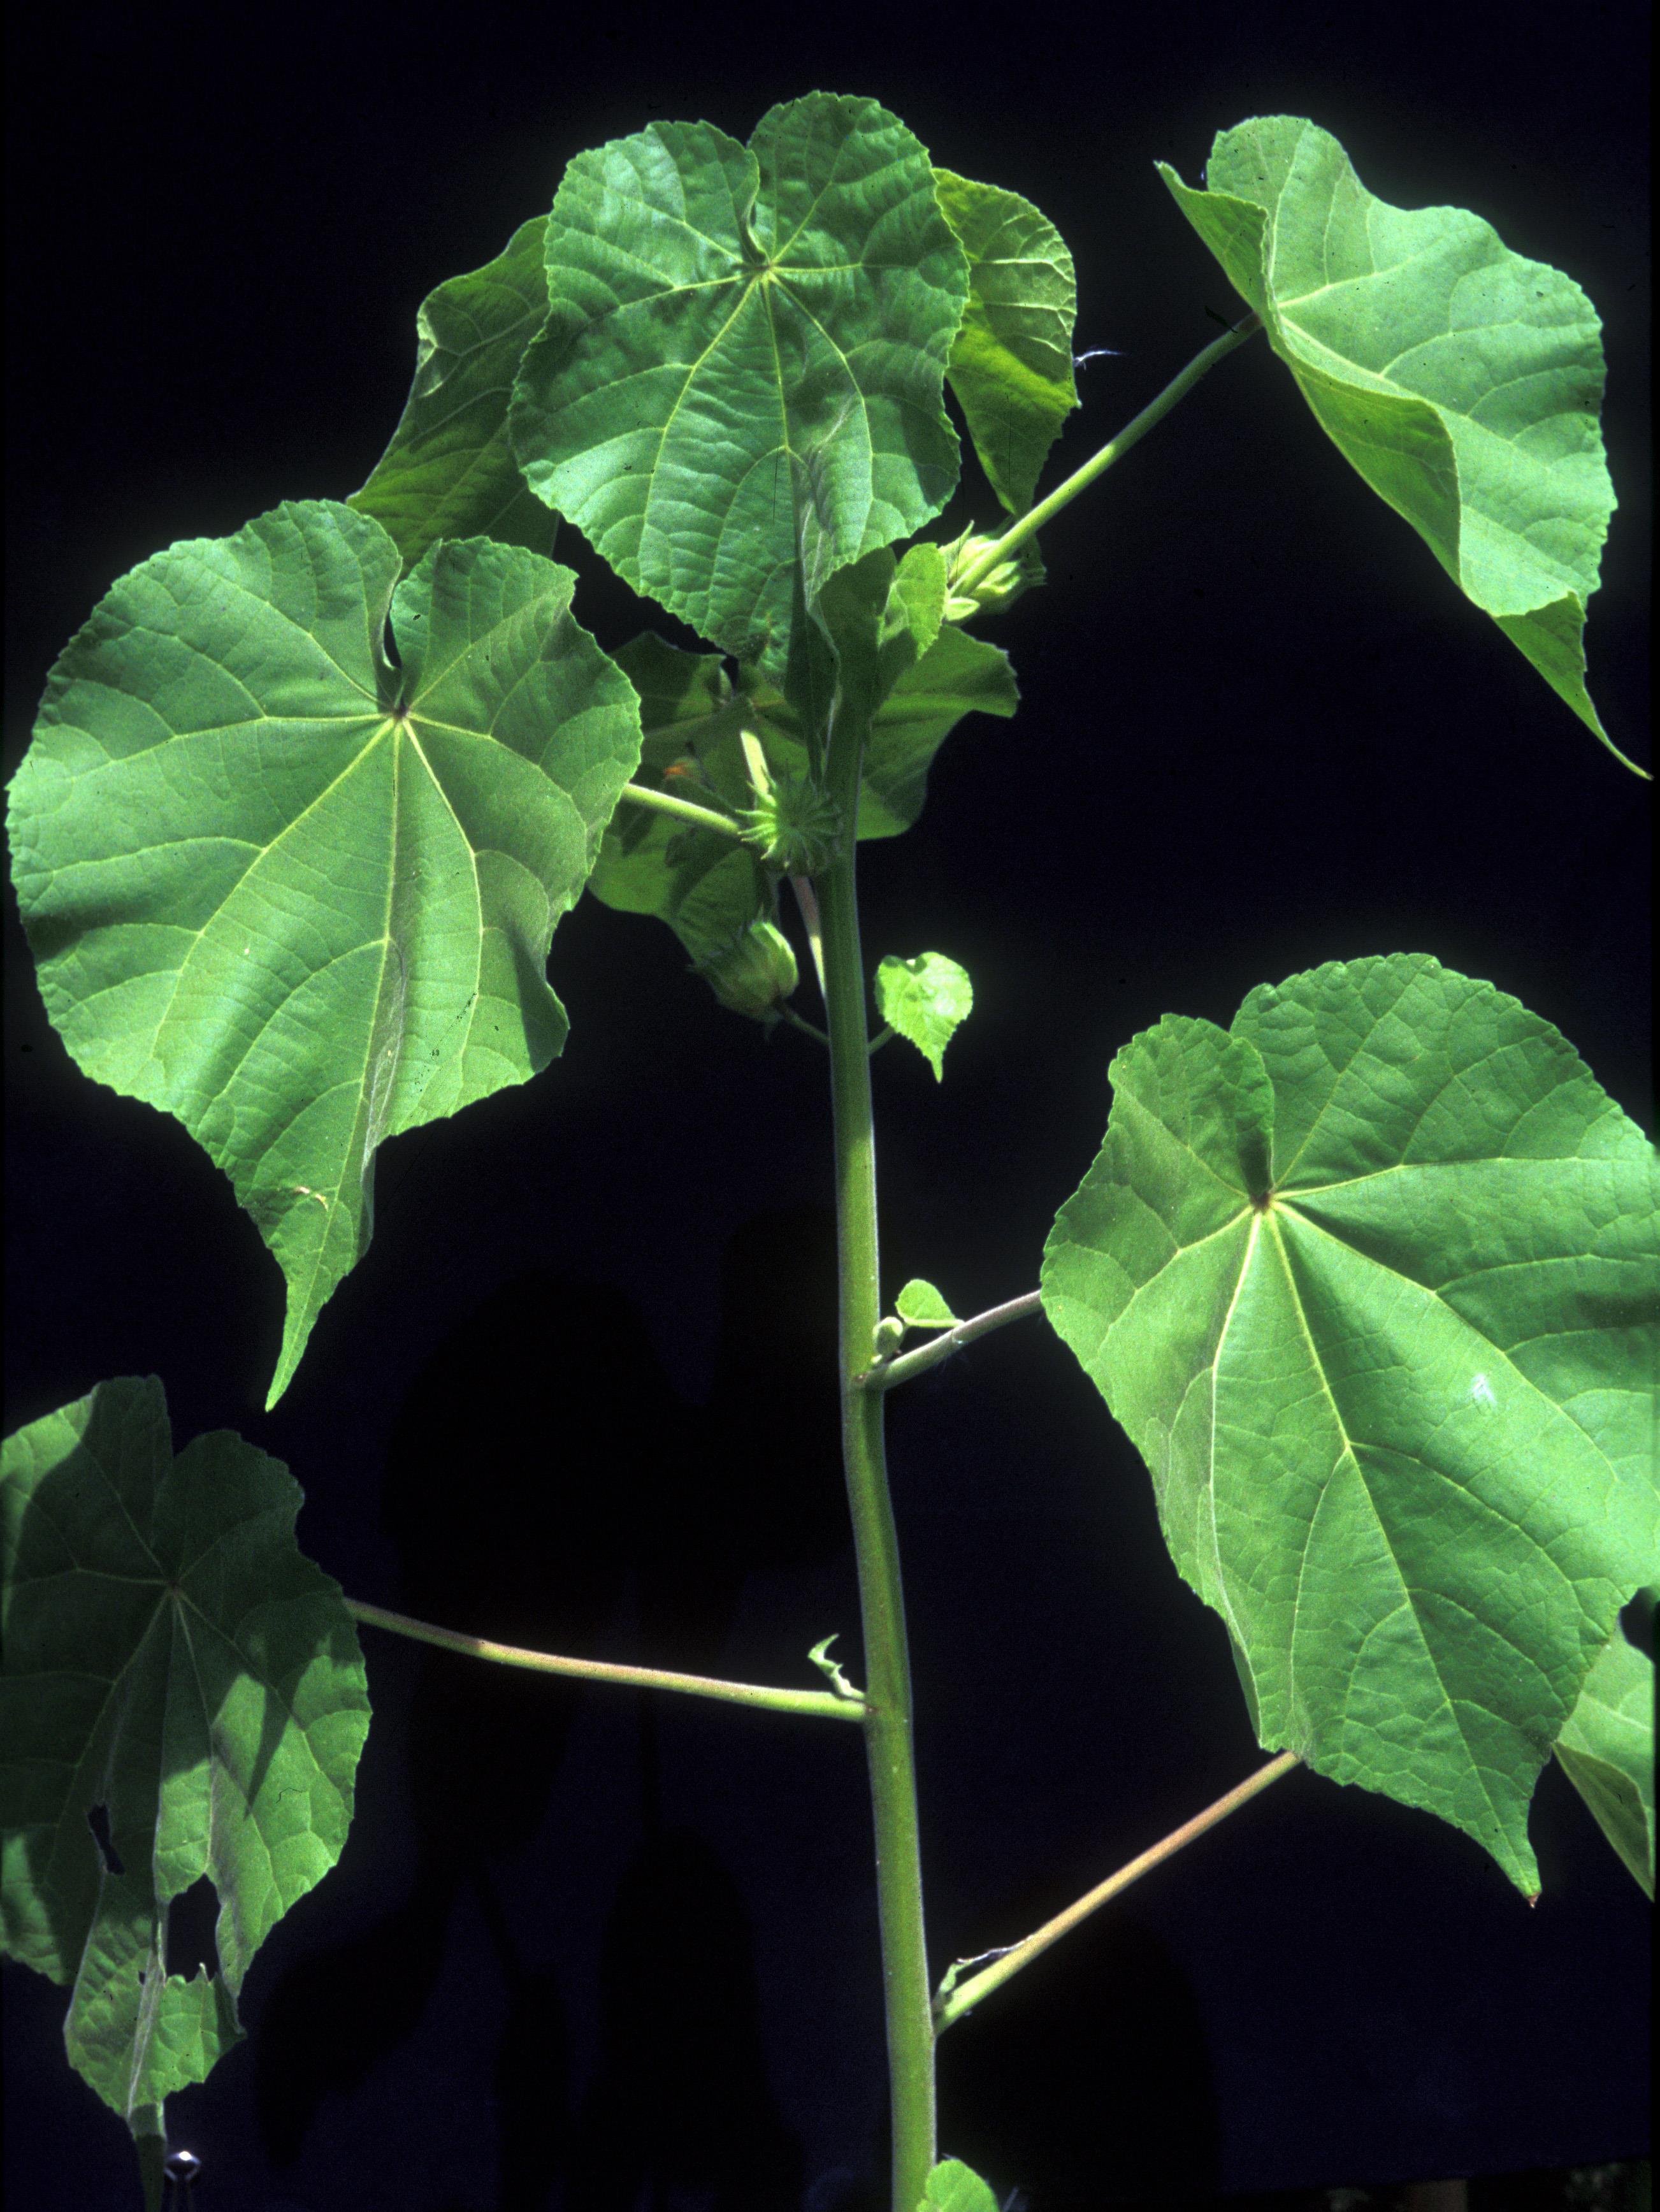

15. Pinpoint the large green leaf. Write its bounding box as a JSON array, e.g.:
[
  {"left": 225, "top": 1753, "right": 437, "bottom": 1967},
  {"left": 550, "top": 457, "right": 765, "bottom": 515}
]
[
  {"left": 1553, "top": 1604, "right": 1655, "bottom": 1897},
  {"left": 1, "top": 1377, "right": 368, "bottom": 2139},
  {"left": 350, "top": 216, "right": 558, "bottom": 572},
  {"left": 7, "top": 502, "right": 643, "bottom": 1405},
  {"left": 935, "top": 167, "right": 1079, "bottom": 514},
  {"left": 1159, "top": 119, "right": 1640, "bottom": 773},
  {"left": 509, "top": 93, "right": 967, "bottom": 669},
  {"left": 1042, "top": 954, "right": 1659, "bottom": 1891}
]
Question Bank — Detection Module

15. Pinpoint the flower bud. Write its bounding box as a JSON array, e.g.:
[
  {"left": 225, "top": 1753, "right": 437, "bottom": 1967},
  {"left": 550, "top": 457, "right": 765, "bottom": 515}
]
[
  {"left": 941, "top": 530, "right": 1044, "bottom": 621},
  {"left": 872, "top": 1316, "right": 907, "bottom": 1361},
  {"left": 739, "top": 774, "right": 842, "bottom": 876},
  {"left": 693, "top": 920, "right": 799, "bottom": 1021}
]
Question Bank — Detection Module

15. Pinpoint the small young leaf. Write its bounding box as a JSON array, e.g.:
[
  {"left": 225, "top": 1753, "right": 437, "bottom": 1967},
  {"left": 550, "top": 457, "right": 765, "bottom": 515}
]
[
  {"left": 587, "top": 633, "right": 775, "bottom": 971},
  {"left": 895, "top": 1278, "right": 960, "bottom": 1329},
  {"left": 1554, "top": 1609, "right": 1655, "bottom": 1898},
  {"left": 935, "top": 167, "right": 1080, "bottom": 514},
  {"left": 7, "top": 503, "right": 644, "bottom": 1404},
  {"left": 876, "top": 953, "right": 974, "bottom": 1080},
  {"left": 919, "top": 2159, "right": 1002, "bottom": 2212},
  {"left": 743, "top": 621, "right": 1020, "bottom": 841},
  {"left": 890, "top": 541, "right": 949, "bottom": 661},
  {"left": 350, "top": 215, "right": 558, "bottom": 572},
  {"left": 0, "top": 1378, "right": 368, "bottom": 2139},
  {"left": 592, "top": 607, "right": 1018, "bottom": 992},
  {"left": 1158, "top": 119, "right": 1642, "bottom": 774},
  {"left": 1041, "top": 953, "right": 1660, "bottom": 1893},
  {"left": 510, "top": 94, "right": 969, "bottom": 669},
  {"left": 807, "top": 1635, "right": 862, "bottom": 1702}
]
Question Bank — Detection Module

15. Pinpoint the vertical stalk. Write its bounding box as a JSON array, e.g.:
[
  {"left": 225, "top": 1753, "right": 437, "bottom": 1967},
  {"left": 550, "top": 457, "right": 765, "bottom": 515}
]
[{"left": 817, "top": 706, "right": 935, "bottom": 2207}]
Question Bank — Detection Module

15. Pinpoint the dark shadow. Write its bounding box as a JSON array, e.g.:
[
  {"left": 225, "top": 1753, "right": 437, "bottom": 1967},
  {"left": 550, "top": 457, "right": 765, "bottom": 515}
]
[
  {"left": 637, "top": 1203, "right": 846, "bottom": 1672},
  {"left": 1616, "top": 1589, "right": 1654, "bottom": 1659},
  {"left": 935, "top": 1895, "right": 1220, "bottom": 2209},
  {"left": 257, "top": 1268, "right": 676, "bottom": 2169},
  {"left": 565, "top": 1824, "right": 804, "bottom": 2209},
  {"left": 87, "top": 1802, "right": 124, "bottom": 1876},
  {"left": 256, "top": 1210, "right": 845, "bottom": 2201}
]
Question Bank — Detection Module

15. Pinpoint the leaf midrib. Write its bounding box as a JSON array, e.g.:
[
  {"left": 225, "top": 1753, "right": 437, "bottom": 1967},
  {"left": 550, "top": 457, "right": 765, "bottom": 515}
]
[{"left": 1256, "top": 1210, "right": 1506, "bottom": 1828}]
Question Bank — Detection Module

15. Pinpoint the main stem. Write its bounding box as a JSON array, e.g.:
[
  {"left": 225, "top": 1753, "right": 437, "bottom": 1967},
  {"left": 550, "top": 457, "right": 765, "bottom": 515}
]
[{"left": 818, "top": 715, "right": 935, "bottom": 2205}]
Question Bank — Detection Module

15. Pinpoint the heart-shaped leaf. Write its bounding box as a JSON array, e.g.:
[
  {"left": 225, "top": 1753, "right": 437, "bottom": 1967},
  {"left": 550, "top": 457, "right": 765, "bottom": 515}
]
[
  {"left": 7, "top": 502, "right": 644, "bottom": 1404},
  {"left": 935, "top": 166, "right": 1079, "bottom": 514},
  {"left": 350, "top": 215, "right": 558, "bottom": 572},
  {"left": 919, "top": 2160, "right": 1001, "bottom": 2212},
  {"left": 877, "top": 951, "right": 974, "bottom": 1079},
  {"left": 1042, "top": 953, "right": 1659, "bottom": 1891},
  {"left": 1553, "top": 1607, "right": 1655, "bottom": 1897},
  {"left": 1160, "top": 119, "right": 1641, "bottom": 774},
  {"left": 509, "top": 93, "right": 968, "bottom": 669},
  {"left": 895, "top": 1278, "right": 960, "bottom": 1329},
  {"left": 1, "top": 1377, "right": 368, "bottom": 2139}
]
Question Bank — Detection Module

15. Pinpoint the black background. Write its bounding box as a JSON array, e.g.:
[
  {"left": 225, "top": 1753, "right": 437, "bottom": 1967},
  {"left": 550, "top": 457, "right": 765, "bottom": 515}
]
[{"left": 3, "top": 3, "right": 1651, "bottom": 2208}]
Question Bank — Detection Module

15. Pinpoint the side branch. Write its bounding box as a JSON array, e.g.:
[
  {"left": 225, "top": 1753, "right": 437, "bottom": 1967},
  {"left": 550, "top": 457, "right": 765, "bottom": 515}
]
[
  {"left": 346, "top": 1600, "right": 865, "bottom": 1721},
  {"left": 860, "top": 1289, "right": 1044, "bottom": 1391},
  {"left": 934, "top": 1751, "right": 1298, "bottom": 2030}
]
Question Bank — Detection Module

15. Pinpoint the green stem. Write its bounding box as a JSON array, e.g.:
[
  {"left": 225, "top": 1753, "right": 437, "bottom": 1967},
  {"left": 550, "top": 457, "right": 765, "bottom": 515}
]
[
  {"left": 818, "top": 707, "right": 937, "bottom": 2204},
  {"left": 952, "top": 310, "right": 1264, "bottom": 596},
  {"left": 781, "top": 1005, "right": 832, "bottom": 1048},
  {"left": 614, "top": 781, "right": 746, "bottom": 838},
  {"left": 933, "top": 1751, "right": 1299, "bottom": 2032},
  {"left": 862, "top": 1288, "right": 1043, "bottom": 1392},
  {"left": 345, "top": 1600, "right": 863, "bottom": 1722},
  {"left": 783, "top": 1011, "right": 894, "bottom": 1058},
  {"left": 790, "top": 872, "right": 828, "bottom": 999}
]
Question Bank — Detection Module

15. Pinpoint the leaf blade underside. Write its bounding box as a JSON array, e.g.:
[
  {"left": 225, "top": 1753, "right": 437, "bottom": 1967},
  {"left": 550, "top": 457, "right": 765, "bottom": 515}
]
[
  {"left": 7, "top": 502, "right": 643, "bottom": 1403},
  {"left": 0, "top": 1378, "right": 368, "bottom": 2136},
  {"left": 1159, "top": 117, "right": 1639, "bottom": 772}
]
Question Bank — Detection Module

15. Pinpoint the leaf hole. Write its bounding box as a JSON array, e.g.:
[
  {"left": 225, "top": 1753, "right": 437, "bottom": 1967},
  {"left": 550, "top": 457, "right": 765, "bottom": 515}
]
[
  {"left": 166, "top": 1875, "right": 222, "bottom": 1982},
  {"left": 1619, "top": 1591, "right": 1655, "bottom": 1660},
  {"left": 86, "top": 1802, "right": 124, "bottom": 1876}
]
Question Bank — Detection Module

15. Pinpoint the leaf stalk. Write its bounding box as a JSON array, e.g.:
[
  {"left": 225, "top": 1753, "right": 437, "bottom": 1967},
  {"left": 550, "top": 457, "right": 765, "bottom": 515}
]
[
  {"left": 614, "top": 781, "right": 746, "bottom": 838},
  {"left": 953, "top": 310, "right": 1264, "bottom": 595},
  {"left": 345, "top": 1600, "right": 863, "bottom": 1721},
  {"left": 780, "top": 1005, "right": 832, "bottom": 1048},
  {"left": 933, "top": 1751, "right": 1299, "bottom": 2031}
]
